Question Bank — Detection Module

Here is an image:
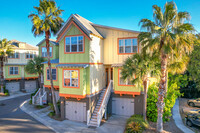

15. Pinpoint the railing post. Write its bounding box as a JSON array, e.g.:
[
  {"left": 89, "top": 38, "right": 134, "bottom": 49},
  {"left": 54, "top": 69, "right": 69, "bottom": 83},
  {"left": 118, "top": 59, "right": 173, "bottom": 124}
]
[
  {"left": 32, "top": 96, "right": 34, "bottom": 104},
  {"left": 87, "top": 110, "right": 90, "bottom": 126}
]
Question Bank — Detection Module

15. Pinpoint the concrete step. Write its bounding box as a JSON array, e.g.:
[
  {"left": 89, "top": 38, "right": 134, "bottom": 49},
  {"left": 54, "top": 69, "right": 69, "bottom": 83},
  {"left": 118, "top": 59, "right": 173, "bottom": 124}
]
[{"left": 88, "top": 123, "right": 98, "bottom": 127}]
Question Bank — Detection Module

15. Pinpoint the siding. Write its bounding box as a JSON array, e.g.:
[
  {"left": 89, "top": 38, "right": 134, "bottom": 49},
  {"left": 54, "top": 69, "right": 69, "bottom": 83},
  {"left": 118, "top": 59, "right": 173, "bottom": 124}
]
[
  {"left": 94, "top": 26, "right": 140, "bottom": 65},
  {"left": 113, "top": 67, "right": 140, "bottom": 92},
  {"left": 43, "top": 63, "right": 59, "bottom": 86},
  {"left": 38, "top": 41, "right": 59, "bottom": 60},
  {"left": 5, "top": 65, "right": 22, "bottom": 79},
  {"left": 59, "top": 24, "right": 90, "bottom": 63},
  {"left": 58, "top": 67, "right": 87, "bottom": 96}
]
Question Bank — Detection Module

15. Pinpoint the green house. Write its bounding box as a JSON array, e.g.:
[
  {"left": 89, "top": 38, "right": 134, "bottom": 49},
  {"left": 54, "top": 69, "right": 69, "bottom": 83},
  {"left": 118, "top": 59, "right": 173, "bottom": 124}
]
[{"left": 38, "top": 14, "right": 145, "bottom": 127}]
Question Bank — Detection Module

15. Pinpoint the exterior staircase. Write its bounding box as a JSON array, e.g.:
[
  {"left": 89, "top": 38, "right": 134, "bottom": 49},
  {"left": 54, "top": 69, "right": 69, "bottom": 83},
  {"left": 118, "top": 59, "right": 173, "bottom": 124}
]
[
  {"left": 32, "top": 86, "right": 47, "bottom": 105},
  {"left": 87, "top": 80, "right": 113, "bottom": 127}
]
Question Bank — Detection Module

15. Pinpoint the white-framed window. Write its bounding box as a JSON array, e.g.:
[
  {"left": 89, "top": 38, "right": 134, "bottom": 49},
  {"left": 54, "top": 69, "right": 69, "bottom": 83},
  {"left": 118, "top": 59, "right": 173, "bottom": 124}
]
[
  {"left": 9, "top": 67, "right": 18, "bottom": 75},
  {"left": 42, "top": 47, "right": 52, "bottom": 57},
  {"left": 26, "top": 51, "right": 36, "bottom": 59},
  {"left": 65, "top": 36, "right": 83, "bottom": 53},
  {"left": 8, "top": 52, "right": 19, "bottom": 59},
  {"left": 63, "top": 70, "right": 79, "bottom": 87},
  {"left": 119, "top": 69, "right": 134, "bottom": 85},
  {"left": 119, "top": 38, "right": 138, "bottom": 54},
  {"left": 47, "top": 68, "right": 57, "bottom": 80}
]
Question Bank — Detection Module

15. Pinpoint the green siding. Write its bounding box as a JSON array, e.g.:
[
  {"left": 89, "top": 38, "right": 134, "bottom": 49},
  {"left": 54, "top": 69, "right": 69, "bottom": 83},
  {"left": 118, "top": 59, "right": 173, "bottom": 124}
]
[
  {"left": 113, "top": 67, "right": 140, "bottom": 92},
  {"left": 59, "top": 24, "right": 90, "bottom": 63},
  {"left": 59, "top": 67, "right": 88, "bottom": 96},
  {"left": 43, "top": 64, "right": 59, "bottom": 86},
  {"left": 24, "top": 72, "right": 38, "bottom": 78},
  {"left": 5, "top": 65, "right": 22, "bottom": 79},
  {"left": 38, "top": 41, "right": 59, "bottom": 60}
]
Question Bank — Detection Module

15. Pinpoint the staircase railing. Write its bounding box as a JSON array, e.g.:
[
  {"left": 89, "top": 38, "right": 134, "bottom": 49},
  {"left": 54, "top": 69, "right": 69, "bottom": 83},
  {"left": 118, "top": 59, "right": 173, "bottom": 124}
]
[
  {"left": 40, "top": 91, "right": 47, "bottom": 105},
  {"left": 32, "top": 88, "right": 41, "bottom": 105},
  {"left": 96, "top": 80, "right": 113, "bottom": 127},
  {"left": 87, "top": 110, "right": 91, "bottom": 125}
]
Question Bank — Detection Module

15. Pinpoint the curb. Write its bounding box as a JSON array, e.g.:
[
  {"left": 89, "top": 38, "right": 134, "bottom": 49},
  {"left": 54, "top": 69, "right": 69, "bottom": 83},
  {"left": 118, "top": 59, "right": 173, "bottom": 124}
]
[
  {"left": 20, "top": 99, "right": 59, "bottom": 133},
  {"left": 0, "top": 93, "right": 32, "bottom": 102},
  {"left": 172, "top": 99, "right": 194, "bottom": 133}
]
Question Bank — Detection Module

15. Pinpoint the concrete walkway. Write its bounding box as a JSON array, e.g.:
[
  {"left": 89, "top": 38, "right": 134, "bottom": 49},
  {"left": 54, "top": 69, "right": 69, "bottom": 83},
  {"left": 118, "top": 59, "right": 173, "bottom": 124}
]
[
  {"left": 0, "top": 92, "right": 32, "bottom": 101},
  {"left": 20, "top": 99, "right": 128, "bottom": 133},
  {"left": 173, "top": 99, "right": 194, "bottom": 133}
]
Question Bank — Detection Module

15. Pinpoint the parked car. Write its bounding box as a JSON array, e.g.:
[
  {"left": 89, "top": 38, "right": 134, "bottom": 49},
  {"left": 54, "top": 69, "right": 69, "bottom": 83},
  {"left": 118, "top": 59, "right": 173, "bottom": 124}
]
[
  {"left": 188, "top": 98, "right": 200, "bottom": 107},
  {"left": 185, "top": 110, "right": 200, "bottom": 127}
]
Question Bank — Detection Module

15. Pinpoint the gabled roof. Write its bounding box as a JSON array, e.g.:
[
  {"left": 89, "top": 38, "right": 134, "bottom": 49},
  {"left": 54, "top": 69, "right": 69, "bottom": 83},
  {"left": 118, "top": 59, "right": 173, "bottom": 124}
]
[
  {"left": 56, "top": 14, "right": 103, "bottom": 40},
  {"left": 56, "top": 14, "right": 140, "bottom": 41},
  {"left": 10, "top": 40, "right": 38, "bottom": 50},
  {"left": 36, "top": 39, "right": 59, "bottom": 46},
  {"left": 56, "top": 64, "right": 89, "bottom": 68}
]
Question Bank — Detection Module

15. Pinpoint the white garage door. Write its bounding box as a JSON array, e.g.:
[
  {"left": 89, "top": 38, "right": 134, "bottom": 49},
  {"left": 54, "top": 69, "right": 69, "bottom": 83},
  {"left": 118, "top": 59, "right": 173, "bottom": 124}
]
[
  {"left": 25, "top": 81, "right": 36, "bottom": 93},
  {"left": 65, "top": 101, "right": 86, "bottom": 122},
  {"left": 6, "top": 82, "right": 20, "bottom": 93},
  {"left": 112, "top": 97, "right": 134, "bottom": 117}
]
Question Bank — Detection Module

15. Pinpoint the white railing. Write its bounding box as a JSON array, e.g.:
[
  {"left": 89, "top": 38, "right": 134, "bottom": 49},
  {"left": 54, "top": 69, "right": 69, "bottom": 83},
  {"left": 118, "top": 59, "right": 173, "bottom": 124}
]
[
  {"left": 32, "top": 88, "right": 41, "bottom": 105},
  {"left": 40, "top": 91, "right": 47, "bottom": 105},
  {"left": 96, "top": 80, "right": 113, "bottom": 127},
  {"left": 87, "top": 110, "right": 91, "bottom": 125}
]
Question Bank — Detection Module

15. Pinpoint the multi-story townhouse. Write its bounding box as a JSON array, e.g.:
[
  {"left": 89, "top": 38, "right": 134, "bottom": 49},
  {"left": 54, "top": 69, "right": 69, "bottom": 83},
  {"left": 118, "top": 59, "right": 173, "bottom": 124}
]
[
  {"left": 4, "top": 40, "right": 39, "bottom": 93},
  {"left": 38, "top": 14, "right": 145, "bottom": 127}
]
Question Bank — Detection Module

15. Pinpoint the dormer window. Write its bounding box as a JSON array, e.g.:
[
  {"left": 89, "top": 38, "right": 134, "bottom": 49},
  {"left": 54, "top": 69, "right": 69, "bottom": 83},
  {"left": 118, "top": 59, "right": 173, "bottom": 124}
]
[
  {"left": 118, "top": 38, "right": 138, "bottom": 54},
  {"left": 42, "top": 47, "right": 52, "bottom": 57},
  {"left": 65, "top": 36, "right": 84, "bottom": 53}
]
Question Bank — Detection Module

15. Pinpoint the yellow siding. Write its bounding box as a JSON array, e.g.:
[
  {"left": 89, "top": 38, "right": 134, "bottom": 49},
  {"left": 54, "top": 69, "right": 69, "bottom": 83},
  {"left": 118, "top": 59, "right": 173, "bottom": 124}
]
[{"left": 94, "top": 27, "right": 140, "bottom": 65}]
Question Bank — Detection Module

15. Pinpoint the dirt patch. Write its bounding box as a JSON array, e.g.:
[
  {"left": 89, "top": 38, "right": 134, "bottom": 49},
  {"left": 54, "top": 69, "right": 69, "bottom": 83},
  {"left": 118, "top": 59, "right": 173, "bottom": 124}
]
[
  {"left": 143, "top": 117, "right": 183, "bottom": 133},
  {"left": 179, "top": 98, "right": 200, "bottom": 132}
]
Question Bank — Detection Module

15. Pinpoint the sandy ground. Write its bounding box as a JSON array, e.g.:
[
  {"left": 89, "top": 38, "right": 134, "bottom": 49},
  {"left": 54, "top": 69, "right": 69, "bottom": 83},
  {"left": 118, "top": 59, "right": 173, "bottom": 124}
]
[
  {"left": 179, "top": 98, "right": 200, "bottom": 132},
  {"left": 143, "top": 117, "right": 183, "bottom": 133}
]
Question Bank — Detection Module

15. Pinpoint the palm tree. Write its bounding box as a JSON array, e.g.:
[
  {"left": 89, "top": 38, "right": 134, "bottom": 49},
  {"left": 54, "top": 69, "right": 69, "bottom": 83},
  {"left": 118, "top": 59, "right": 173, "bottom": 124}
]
[
  {"left": 0, "top": 39, "right": 13, "bottom": 93},
  {"left": 28, "top": 0, "right": 64, "bottom": 116},
  {"left": 121, "top": 52, "right": 159, "bottom": 121},
  {"left": 138, "top": 1, "right": 196, "bottom": 132},
  {"left": 25, "top": 56, "right": 45, "bottom": 89}
]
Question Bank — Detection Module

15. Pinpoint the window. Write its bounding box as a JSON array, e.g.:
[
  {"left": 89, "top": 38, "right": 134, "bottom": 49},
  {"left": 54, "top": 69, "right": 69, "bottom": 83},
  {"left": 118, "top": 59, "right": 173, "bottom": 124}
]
[
  {"left": 118, "top": 38, "right": 138, "bottom": 54},
  {"left": 8, "top": 52, "right": 19, "bottom": 59},
  {"left": 9, "top": 67, "right": 18, "bottom": 75},
  {"left": 47, "top": 68, "right": 57, "bottom": 80},
  {"left": 42, "top": 47, "right": 52, "bottom": 57},
  {"left": 63, "top": 70, "right": 79, "bottom": 87},
  {"left": 26, "top": 51, "right": 36, "bottom": 59},
  {"left": 65, "top": 36, "right": 83, "bottom": 53},
  {"left": 119, "top": 69, "right": 134, "bottom": 85}
]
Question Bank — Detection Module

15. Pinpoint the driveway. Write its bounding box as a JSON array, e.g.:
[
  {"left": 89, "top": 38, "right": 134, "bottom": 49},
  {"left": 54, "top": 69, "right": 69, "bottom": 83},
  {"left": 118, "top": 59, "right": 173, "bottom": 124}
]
[{"left": 0, "top": 95, "right": 54, "bottom": 133}]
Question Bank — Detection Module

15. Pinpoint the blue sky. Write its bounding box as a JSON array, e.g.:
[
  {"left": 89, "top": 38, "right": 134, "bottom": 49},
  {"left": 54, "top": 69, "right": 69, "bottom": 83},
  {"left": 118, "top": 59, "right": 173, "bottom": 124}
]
[{"left": 0, "top": 0, "right": 200, "bottom": 46}]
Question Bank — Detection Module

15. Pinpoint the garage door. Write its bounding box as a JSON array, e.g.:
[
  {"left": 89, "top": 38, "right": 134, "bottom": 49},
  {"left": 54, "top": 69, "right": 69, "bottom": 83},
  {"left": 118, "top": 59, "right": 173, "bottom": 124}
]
[
  {"left": 112, "top": 97, "right": 134, "bottom": 117},
  {"left": 65, "top": 101, "right": 86, "bottom": 122},
  {"left": 25, "top": 81, "right": 36, "bottom": 93},
  {"left": 6, "top": 81, "right": 20, "bottom": 93}
]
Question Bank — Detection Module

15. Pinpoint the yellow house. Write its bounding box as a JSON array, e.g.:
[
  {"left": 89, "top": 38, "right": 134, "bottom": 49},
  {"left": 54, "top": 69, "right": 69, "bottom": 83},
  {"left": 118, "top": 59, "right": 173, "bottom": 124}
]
[
  {"left": 4, "top": 40, "right": 39, "bottom": 93},
  {"left": 38, "top": 14, "right": 144, "bottom": 127}
]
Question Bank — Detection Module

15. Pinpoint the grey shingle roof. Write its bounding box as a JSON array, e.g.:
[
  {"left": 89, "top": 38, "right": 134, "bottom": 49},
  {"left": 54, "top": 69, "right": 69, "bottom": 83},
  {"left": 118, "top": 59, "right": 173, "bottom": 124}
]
[
  {"left": 56, "top": 64, "right": 89, "bottom": 68},
  {"left": 36, "top": 39, "right": 59, "bottom": 46},
  {"left": 42, "top": 59, "right": 59, "bottom": 64},
  {"left": 10, "top": 40, "right": 38, "bottom": 50}
]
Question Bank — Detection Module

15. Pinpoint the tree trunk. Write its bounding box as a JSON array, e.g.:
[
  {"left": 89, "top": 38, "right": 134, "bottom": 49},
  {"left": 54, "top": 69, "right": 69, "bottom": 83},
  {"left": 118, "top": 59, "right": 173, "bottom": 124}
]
[
  {"left": 157, "top": 51, "right": 168, "bottom": 133},
  {"left": 38, "top": 73, "right": 42, "bottom": 89},
  {"left": 143, "top": 79, "right": 148, "bottom": 121},
  {"left": 45, "top": 31, "right": 60, "bottom": 116},
  {"left": 0, "top": 57, "right": 4, "bottom": 93}
]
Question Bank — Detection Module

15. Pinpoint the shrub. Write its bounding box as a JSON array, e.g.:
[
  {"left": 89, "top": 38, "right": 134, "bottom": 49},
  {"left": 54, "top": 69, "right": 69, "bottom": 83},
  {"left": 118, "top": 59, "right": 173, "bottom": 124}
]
[
  {"left": 147, "top": 73, "right": 181, "bottom": 122},
  {"left": 3, "top": 86, "right": 9, "bottom": 96},
  {"left": 125, "top": 115, "right": 148, "bottom": 133},
  {"left": 35, "top": 105, "right": 44, "bottom": 109},
  {"left": 30, "top": 88, "right": 39, "bottom": 100},
  {"left": 48, "top": 111, "right": 55, "bottom": 117}
]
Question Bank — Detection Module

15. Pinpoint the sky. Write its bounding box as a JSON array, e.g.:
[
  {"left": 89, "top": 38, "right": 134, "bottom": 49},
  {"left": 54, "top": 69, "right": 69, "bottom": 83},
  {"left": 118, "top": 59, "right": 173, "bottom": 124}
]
[{"left": 0, "top": 0, "right": 200, "bottom": 46}]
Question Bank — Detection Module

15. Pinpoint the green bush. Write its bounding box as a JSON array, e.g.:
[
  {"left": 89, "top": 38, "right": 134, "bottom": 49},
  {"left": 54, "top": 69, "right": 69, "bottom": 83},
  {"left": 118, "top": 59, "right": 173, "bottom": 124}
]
[
  {"left": 35, "top": 105, "right": 44, "bottom": 109},
  {"left": 48, "top": 100, "right": 60, "bottom": 113},
  {"left": 49, "top": 111, "right": 55, "bottom": 117},
  {"left": 3, "top": 86, "right": 9, "bottom": 96},
  {"left": 30, "top": 88, "right": 39, "bottom": 100},
  {"left": 147, "top": 73, "right": 181, "bottom": 122},
  {"left": 125, "top": 115, "right": 148, "bottom": 133}
]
